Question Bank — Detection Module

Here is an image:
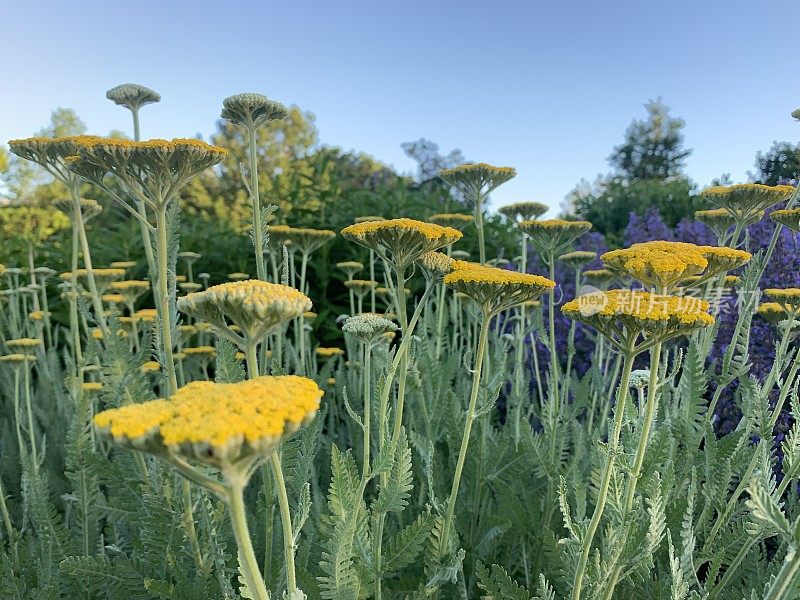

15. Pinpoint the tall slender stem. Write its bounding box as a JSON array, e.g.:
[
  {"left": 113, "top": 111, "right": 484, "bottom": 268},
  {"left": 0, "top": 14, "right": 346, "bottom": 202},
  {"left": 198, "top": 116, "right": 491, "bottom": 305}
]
[
  {"left": 362, "top": 343, "right": 372, "bottom": 477},
  {"left": 440, "top": 314, "right": 491, "bottom": 558},
  {"left": 71, "top": 186, "right": 109, "bottom": 337},
  {"left": 270, "top": 453, "right": 297, "bottom": 596},
  {"left": 764, "top": 547, "right": 800, "bottom": 600},
  {"left": 155, "top": 207, "right": 178, "bottom": 396},
  {"left": 475, "top": 190, "right": 486, "bottom": 264},
  {"left": 23, "top": 361, "right": 37, "bottom": 474},
  {"left": 248, "top": 125, "right": 267, "bottom": 282},
  {"left": 228, "top": 483, "right": 270, "bottom": 600},
  {"left": 571, "top": 349, "right": 635, "bottom": 600}
]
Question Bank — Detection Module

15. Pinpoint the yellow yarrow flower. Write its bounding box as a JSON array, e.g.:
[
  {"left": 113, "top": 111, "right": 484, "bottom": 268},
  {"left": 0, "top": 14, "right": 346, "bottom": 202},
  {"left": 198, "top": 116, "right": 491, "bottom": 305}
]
[
  {"left": 6, "top": 338, "right": 42, "bottom": 349},
  {"left": 700, "top": 183, "right": 795, "bottom": 224},
  {"left": 444, "top": 266, "right": 555, "bottom": 315},
  {"left": 562, "top": 289, "right": 714, "bottom": 351},
  {"left": 177, "top": 280, "right": 311, "bottom": 348},
  {"left": 770, "top": 208, "right": 800, "bottom": 232},
  {"left": 518, "top": 219, "right": 592, "bottom": 255},
  {"left": 341, "top": 218, "right": 462, "bottom": 268},
  {"left": 428, "top": 213, "right": 474, "bottom": 230},
  {"left": 93, "top": 376, "right": 322, "bottom": 469},
  {"left": 316, "top": 347, "right": 345, "bottom": 358},
  {"left": 601, "top": 241, "right": 750, "bottom": 291},
  {"left": 498, "top": 201, "right": 549, "bottom": 222}
]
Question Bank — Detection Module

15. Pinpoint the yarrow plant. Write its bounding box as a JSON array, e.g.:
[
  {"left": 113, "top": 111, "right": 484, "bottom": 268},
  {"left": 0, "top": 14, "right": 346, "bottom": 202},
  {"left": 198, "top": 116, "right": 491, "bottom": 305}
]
[{"left": 3, "top": 86, "right": 800, "bottom": 600}]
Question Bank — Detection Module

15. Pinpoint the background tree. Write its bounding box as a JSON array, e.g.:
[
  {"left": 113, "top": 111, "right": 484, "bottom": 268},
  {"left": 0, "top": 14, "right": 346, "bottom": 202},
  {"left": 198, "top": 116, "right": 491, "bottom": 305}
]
[
  {"left": 568, "top": 98, "right": 699, "bottom": 247},
  {"left": 750, "top": 141, "right": 800, "bottom": 184}
]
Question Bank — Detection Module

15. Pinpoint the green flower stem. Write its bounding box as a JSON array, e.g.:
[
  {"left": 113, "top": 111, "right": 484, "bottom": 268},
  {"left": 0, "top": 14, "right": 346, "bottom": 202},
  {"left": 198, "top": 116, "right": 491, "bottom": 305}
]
[
  {"left": 12, "top": 367, "right": 24, "bottom": 460},
  {"left": 262, "top": 475, "right": 275, "bottom": 583},
  {"left": 128, "top": 106, "right": 159, "bottom": 296},
  {"left": 347, "top": 274, "right": 356, "bottom": 316},
  {"left": 474, "top": 189, "right": 486, "bottom": 264},
  {"left": 601, "top": 341, "right": 664, "bottom": 600},
  {"left": 0, "top": 476, "right": 18, "bottom": 570},
  {"left": 244, "top": 337, "right": 297, "bottom": 596},
  {"left": 270, "top": 453, "right": 297, "bottom": 595},
  {"left": 246, "top": 341, "right": 260, "bottom": 378},
  {"left": 25, "top": 243, "right": 45, "bottom": 345},
  {"left": 622, "top": 341, "right": 663, "bottom": 512},
  {"left": 155, "top": 207, "right": 179, "bottom": 396},
  {"left": 571, "top": 348, "right": 636, "bottom": 600},
  {"left": 390, "top": 265, "right": 410, "bottom": 445},
  {"left": 439, "top": 313, "right": 491, "bottom": 559},
  {"left": 362, "top": 342, "right": 372, "bottom": 477},
  {"left": 228, "top": 481, "right": 270, "bottom": 600},
  {"left": 182, "top": 479, "right": 204, "bottom": 571},
  {"left": 765, "top": 547, "right": 800, "bottom": 600},
  {"left": 248, "top": 126, "right": 267, "bottom": 282},
  {"left": 370, "top": 249, "right": 377, "bottom": 312},
  {"left": 70, "top": 186, "right": 109, "bottom": 338},
  {"left": 23, "top": 360, "right": 37, "bottom": 474}
]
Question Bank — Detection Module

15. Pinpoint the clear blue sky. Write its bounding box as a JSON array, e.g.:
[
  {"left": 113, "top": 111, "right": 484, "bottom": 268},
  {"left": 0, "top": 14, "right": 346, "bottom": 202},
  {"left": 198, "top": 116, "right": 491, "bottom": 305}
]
[{"left": 1, "top": 0, "right": 798, "bottom": 213}]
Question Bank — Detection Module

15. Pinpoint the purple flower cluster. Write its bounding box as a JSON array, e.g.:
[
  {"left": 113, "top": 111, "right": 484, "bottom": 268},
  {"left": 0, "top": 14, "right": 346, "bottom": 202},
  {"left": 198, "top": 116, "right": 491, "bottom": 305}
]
[{"left": 522, "top": 204, "right": 799, "bottom": 466}]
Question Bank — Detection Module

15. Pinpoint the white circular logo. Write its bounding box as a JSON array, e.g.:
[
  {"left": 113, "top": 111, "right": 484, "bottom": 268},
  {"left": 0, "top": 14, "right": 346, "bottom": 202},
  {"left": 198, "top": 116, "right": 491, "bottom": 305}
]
[{"left": 576, "top": 285, "right": 608, "bottom": 316}]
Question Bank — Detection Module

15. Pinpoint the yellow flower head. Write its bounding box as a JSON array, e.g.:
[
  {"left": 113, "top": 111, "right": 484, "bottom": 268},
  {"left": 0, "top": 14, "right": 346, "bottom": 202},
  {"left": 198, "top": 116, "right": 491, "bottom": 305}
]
[
  {"left": 67, "top": 138, "right": 227, "bottom": 212},
  {"left": 438, "top": 163, "right": 516, "bottom": 195},
  {"left": 419, "top": 251, "right": 456, "bottom": 279},
  {"left": 518, "top": 219, "right": 592, "bottom": 255},
  {"left": 61, "top": 268, "right": 126, "bottom": 294},
  {"left": 700, "top": 183, "right": 795, "bottom": 222},
  {"left": 82, "top": 382, "right": 103, "bottom": 393},
  {"left": 444, "top": 266, "right": 555, "bottom": 315},
  {"left": 109, "top": 279, "right": 150, "bottom": 304},
  {"left": 316, "top": 347, "right": 345, "bottom": 358},
  {"left": 227, "top": 272, "right": 250, "bottom": 281},
  {"left": 353, "top": 215, "right": 386, "bottom": 223},
  {"left": 102, "top": 294, "right": 125, "bottom": 304},
  {"left": 8, "top": 136, "right": 106, "bottom": 184},
  {"left": 344, "top": 280, "right": 379, "bottom": 295},
  {"left": 428, "top": 213, "right": 474, "bottom": 231},
  {"left": 28, "top": 310, "right": 45, "bottom": 321},
  {"left": 134, "top": 308, "right": 158, "bottom": 323},
  {"left": 770, "top": 208, "right": 800, "bottom": 233},
  {"left": 179, "top": 282, "right": 203, "bottom": 293},
  {"left": 177, "top": 280, "right": 310, "bottom": 347},
  {"left": 700, "top": 246, "right": 751, "bottom": 279},
  {"left": 694, "top": 208, "right": 738, "bottom": 238},
  {"left": 303, "top": 311, "right": 317, "bottom": 320},
  {"left": 601, "top": 241, "right": 749, "bottom": 291},
  {"left": 341, "top": 218, "right": 462, "bottom": 268},
  {"left": 336, "top": 261, "right": 364, "bottom": 278},
  {"left": 110, "top": 260, "right": 137, "bottom": 270},
  {"left": 757, "top": 302, "right": 791, "bottom": 325},
  {"left": 559, "top": 250, "right": 597, "bottom": 270},
  {"left": 183, "top": 346, "right": 216, "bottom": 358},
  {"left": 6, "top": 338, "right": 42, "bottom": 350},
  {"left": 764, "top": 288, "right": 800, "bottom": 314},
  {"left": 0, "top": 353, "right": 36, "bottom": 364},
  {"left": 562, "top": 289, "right": 714, "bottom": 351},
  {"left": 498, "top": 201, "right": 549, "bottom": 222},
  {"left": 279, "top": 227, "right": 336, "bottom": 255},
  {"left": 93, "top": 376, "right": 322, "bottom": 469}
]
